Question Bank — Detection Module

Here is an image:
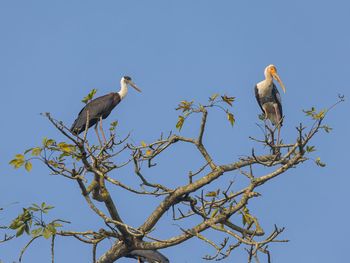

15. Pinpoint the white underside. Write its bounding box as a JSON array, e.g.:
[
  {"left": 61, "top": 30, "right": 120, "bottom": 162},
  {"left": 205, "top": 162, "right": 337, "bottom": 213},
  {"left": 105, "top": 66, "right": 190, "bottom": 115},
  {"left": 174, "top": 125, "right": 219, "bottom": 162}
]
[{"left": 263, "top": 103, "right": 278, "bottom": 125}]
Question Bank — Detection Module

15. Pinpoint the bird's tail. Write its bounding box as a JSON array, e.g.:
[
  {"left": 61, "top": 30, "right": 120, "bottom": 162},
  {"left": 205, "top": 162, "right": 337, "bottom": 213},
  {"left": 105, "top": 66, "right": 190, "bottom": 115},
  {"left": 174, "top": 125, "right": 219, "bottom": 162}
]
[{"left": 70, "top": 119, "right": 81, "bottom": 135}]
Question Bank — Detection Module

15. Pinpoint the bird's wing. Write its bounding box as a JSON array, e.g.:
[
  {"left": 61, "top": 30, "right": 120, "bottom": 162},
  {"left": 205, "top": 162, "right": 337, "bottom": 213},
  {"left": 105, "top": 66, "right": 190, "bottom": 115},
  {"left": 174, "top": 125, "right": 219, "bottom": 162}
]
[
  {"left": 254, "top": 85, "right": 264, "bottom": 113},
  {"left": 125, "top": 250, "right": 169, "bottom": 263},
  {"left": 71, "top": 93, "right": 119, "bottom": 133},
  {"left": 84, "top": 93, "right": 118, "bottom": 119},
  {"left": 272, "top": 83, "right": 283, "bottom": 118},
  {"left": 70, "top": 104, "right": 90, "bottom": 132}
]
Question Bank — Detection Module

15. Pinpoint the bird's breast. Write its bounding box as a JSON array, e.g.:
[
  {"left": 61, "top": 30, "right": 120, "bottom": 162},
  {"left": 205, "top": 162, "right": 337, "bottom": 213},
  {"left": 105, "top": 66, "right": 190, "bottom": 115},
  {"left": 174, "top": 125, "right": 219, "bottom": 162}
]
[{"left": 257, "top": 82, "right": 273, "bottom": 98}]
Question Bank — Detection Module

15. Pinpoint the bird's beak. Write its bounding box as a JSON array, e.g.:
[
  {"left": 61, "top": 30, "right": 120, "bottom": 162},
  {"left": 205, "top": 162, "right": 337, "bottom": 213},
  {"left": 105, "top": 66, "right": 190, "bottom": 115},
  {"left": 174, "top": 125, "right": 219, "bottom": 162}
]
[
  {"left": 129, "top": 81, "right": 142, "bottom": 92},
  {"left": 272, "top": 73, "right": 286, "bottom": 93}
]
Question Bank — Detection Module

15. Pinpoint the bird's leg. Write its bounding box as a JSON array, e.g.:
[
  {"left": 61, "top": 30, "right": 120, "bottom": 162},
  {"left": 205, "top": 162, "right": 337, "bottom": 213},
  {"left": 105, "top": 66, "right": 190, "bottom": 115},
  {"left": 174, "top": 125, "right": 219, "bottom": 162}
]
[
  {"left": 273, "top": 105, "right": 282, "bottom": 146},
  {"left": 94, "top": 123, "right": 103, "bottom": 146},
  {"left": 277, "top": 125, "right": 281, "bottom": 146},
  {"left": 266, "top": 121, "right": 275, "bottom": 146},
  {"left": 263, "top": 105, "right": 274, "bottom": 145},
  {"left": 99, "top": 116, "right": 107, "bottom": 145}
]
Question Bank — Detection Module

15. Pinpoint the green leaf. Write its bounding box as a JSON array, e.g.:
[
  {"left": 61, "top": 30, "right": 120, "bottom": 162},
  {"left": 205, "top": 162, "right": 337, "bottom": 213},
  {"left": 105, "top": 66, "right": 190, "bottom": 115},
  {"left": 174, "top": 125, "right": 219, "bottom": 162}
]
[
  {"left": 176, "top": 100, "right": 194, "bottom": 113},
  {"left": 22, "top": 209, "right": 31, "bottom": 221},
  {"left": 227, "top": 112, "right": 235, "bottom": 127},
  {"left": 53, "top": 222, "right": 63, "bottom": 228},
  {"left": 241, "top": 206, "right": 254, "bottom": 226},
  {"left": 303, "top": 107, "right": 327, "bottom": 120},
  {"left": 46, "top": 223, "right": 56, "bottom": 235},
  {"left": 42, "top": 227, "right": 52, "bottom": 239},
  {"left": 82, "top": 89, "right": 97, "bottom": 104},
  {"left": 48, "top": 160, "right": 59, "bottom": 168},
  {"left": 9, "top": 159, "right": 18, "bottom": 167},
  {"left": 9, "top": 220, "right": 22, "bottom": 230},
  {"left": 28, "top": 206, "right": 40, "bottom": 212},
  {"left": 9, "top": 156, "right": 25, "bottom": 169},
  {"left": 206, "top": 189, "right": 219, "bottom": 197},
  {"left": 313, "top": 109, "right": 326, "bottom": 120},
  {"left": 16, "top": 224, "right": 26, "bottom": 237},
  {"left": 31, "top": 228, "right": 43, "bottom": 237},
  {"left": 42, "top": 137, "right": 48, "bottom": 146},
  {"left": 109, "top": 121, "right": 118, "bottom": 131},
  {"left": 15, "top": 154, "right": 25, "bottom": 160},
  {"left": 31, "top": 147, "right": 42, "bottom": 156},
  {"left": 315, "top": 157, "right": 326, "bottom": 167},
  {"left": 25, "top": 162, "right": 33, "bottom": 172},
  {"left": 57, "top": 142, "right": 75, "bottom": 153},
  {"left": 209, "top": 93, "right": 219, "bottom": 102},
  {"left": 42, "top": 205, "right": 54, "bottom": 214},
  {"left": 306, "top": 146, "right": 316, "bottom": 153},
  {"left": 16, "top": 160, "right": 25, "bottom": 169},
  {"left": 321, "top": 125, "right": 333, "bottom": 133},
  {"left": 221, "top": 95, "right": 235, "bottom": 106},
  {"left": 243, "top": 214, "right": 254, "bottom": 226},
  {"left": 42, "top": 137, "right": 56, "bottom": 147},
  {"left": 303, "top": 107, "right": 316, "bottom": 116},
  {"left": 176, "top": 116, "right": 185, "bottom": 131},
  {"left": 10, "top": 209, "right": 32, "bottom": 232},
  {"left": 24, "top": 223, "right": 30, "bottom": 235}
]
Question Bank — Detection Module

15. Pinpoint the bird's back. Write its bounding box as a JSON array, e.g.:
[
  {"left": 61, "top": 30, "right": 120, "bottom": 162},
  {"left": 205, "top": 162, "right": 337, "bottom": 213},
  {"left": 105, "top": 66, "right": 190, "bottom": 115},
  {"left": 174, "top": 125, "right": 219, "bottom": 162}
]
[{"left": 71, "top": 92, "right": 121, "bottom": 134}]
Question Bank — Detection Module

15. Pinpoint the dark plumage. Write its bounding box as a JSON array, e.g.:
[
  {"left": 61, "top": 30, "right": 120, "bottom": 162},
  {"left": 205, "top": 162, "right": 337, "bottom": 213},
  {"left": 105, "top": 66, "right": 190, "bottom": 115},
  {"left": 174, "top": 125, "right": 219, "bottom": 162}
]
[
  {"left": 70, "top": 92, "right": 121, "bottom": 134},
  {"left": 70, "top": 76, "right": 141, "bottom": 140},
  {"left": 125, "top": 250, "right": 170, "bottom": 263}
]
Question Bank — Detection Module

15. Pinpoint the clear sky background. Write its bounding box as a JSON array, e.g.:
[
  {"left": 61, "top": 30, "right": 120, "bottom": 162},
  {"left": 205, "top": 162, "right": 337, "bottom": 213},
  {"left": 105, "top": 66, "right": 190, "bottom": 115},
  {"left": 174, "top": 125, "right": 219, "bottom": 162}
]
[{"left": 0, "top": 1, "right": 349, "bottom": 262}]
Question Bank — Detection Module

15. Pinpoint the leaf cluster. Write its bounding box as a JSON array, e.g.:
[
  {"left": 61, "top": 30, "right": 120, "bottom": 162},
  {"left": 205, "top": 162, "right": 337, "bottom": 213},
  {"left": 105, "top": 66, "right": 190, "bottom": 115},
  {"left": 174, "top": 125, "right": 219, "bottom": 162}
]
[
  {"left": 175, "top": 93, "right": 236, "bottom": 131},
  {"left": 8, "top": 203, "right": 61, "bottom": 239},
  {"left": 303, "top": 107, "right": 326, "bottom": 120},
  {"left": 9, "top": 137, "right": 79, "bottom": 172},
  {"left": 109, "top": 120, "right": 118, "bottom": 131},
  {"left": 81, "top": 89, "right": 97, "bottom": 104}
]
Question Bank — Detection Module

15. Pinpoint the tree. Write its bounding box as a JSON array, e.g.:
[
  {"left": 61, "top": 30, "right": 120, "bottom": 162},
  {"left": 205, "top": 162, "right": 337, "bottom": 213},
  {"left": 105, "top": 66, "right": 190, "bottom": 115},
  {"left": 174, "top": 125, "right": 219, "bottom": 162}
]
[{"left": 3, "top": 93, "right": 344, "bottom": 263}]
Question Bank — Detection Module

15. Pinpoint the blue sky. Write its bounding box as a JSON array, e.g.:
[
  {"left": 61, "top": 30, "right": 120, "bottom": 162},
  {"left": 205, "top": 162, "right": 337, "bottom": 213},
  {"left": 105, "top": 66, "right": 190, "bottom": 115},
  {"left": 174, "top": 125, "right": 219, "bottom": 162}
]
[{"left": 0, "top": 1, "right": 349, "bottom": 262}]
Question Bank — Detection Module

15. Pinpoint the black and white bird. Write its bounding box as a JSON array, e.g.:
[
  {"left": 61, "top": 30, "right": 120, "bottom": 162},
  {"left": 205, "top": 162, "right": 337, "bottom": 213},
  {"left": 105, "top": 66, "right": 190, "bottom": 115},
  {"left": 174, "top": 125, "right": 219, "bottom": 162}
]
[
  {"left": 71, "top": 76, "right": 141, "bottom": 143},
  {"left": 254, "top": 65, "right": 286, "bottom": 144}
]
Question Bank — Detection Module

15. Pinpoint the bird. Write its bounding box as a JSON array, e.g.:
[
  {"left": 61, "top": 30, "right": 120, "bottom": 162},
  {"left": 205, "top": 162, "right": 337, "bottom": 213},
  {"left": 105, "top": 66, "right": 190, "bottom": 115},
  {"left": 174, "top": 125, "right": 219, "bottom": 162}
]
[
  {"left": 254, "top": 64, "right": 286, "bottom": 144},
  {"left": 125, "top": 250, "right": 170, "bottom": 263},
  {"left": 71, "top": 76, "right": 141, "bottom": 144}
]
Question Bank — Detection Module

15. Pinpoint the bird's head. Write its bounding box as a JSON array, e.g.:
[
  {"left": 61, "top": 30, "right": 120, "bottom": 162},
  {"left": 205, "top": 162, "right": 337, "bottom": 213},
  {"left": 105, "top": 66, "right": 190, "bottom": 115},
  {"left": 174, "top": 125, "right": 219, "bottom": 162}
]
[
  {"left": 122, "top": 76, "right": 142, "bottom": 92},
  {"left": 265, "top": 65, "right": 286, "bottom": 93}
]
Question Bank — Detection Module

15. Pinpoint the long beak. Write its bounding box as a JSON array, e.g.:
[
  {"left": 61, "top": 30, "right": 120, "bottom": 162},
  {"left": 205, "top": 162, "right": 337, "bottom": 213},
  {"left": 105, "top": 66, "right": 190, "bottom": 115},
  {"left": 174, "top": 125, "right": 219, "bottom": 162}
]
[
  {"left": 272, "top": 73, "right": 286, "bottom": 93},
  {"left": 129, "top": 81, "right": 142, "bottom": 92}
]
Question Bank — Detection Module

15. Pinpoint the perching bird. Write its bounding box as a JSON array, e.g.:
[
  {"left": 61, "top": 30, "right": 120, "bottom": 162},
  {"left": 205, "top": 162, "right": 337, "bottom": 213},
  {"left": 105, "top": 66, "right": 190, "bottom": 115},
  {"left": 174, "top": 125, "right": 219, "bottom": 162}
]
[
  {"left": 125, "top": 250, "right": 170, "bottom": 263},
  {"left": 71, "top": 76, "right": 141, "bottom": 143},
  {"left": 255, "top": 65, "right": 286, "bottom": 144}
]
